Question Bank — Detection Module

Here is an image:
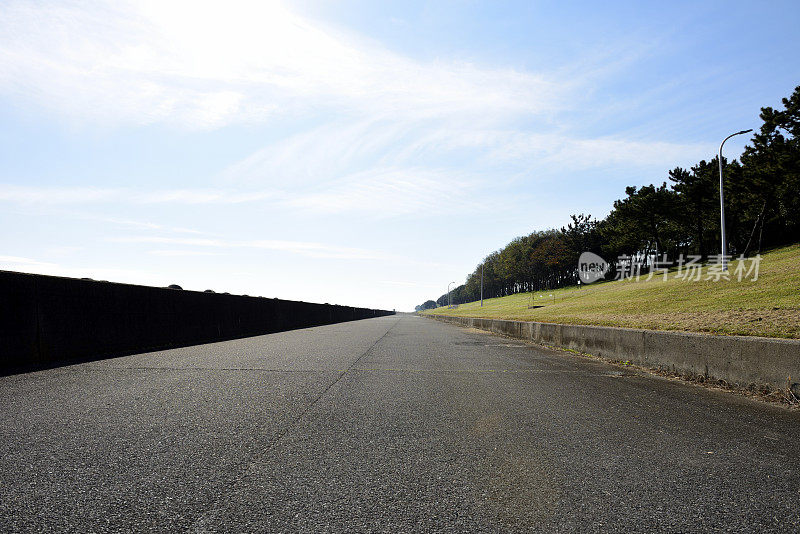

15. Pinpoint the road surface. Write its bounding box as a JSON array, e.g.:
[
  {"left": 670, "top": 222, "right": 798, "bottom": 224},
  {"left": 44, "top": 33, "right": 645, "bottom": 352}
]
[{"left": 1, "top": 314, "right": 798, "bottom": 532}]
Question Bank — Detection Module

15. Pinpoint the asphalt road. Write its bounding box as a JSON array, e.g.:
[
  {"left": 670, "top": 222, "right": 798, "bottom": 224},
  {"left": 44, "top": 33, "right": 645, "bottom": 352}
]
[{"left": 1, "top": 313, "right": 798, "bottom": 532}]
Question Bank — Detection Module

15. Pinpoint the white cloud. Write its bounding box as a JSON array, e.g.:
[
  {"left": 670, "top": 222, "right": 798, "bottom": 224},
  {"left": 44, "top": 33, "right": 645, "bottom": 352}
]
[
  {"left": 286, "top": 166, "right": 480, "bottom": 215},
  {"left": 137, "top": 189, "right": 277, "bottom": 204},
  {"left": 0, "top": 184, "right": 276, "bottom": 205},
  {"left": 111, "top": 236, "right": 385, "bottom": 260},
  {"left": 67, "top": 213, "right": 209, "bottom": 235},
  {"left": 147, "top": 250, "right": 222, "bottom": 257},
  {"left": 0, "top": 0, "right": 715, "bottom": 225},
  {"left": 480, "top": 132, "right": 716, "bottom": 171},
  {"left": 0, "top": 255, "right": 60, "bottom": 271},
  {"left": 216, "top": 116, "right": 712, "bottom": 216},
  {"left": 46, "top": 246, "right": 85, "bottom": 256},
  {"left": 0, "top": 167, "right": 487, "bottom": 216},
  {"left": 378, "top": 280, "right": 440, "bottom": 289},
  {"left": 219, "top": 119, "right": 418, "bottom": 185},
  {"left": 0, "top": 255, "right": 161, "bottom": 285},
  {"left": 0, "top": 185, "right": 120, "bottom": 204},
  {"left": 0, "top": 0, "right": 561, "bottom": 129}
]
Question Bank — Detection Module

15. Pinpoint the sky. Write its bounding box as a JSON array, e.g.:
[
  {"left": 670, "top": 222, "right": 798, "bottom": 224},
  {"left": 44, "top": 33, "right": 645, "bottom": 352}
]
[{"left": 1, "top": 0, "right": 798, "bottom": 311}]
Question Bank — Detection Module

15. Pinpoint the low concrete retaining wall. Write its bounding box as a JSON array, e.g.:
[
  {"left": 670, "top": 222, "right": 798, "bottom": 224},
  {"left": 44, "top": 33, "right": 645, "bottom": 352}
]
[
  {"left": 1, "top": 270, "right": 394, "bottom": 373},
  {"left": 427, "top": 314, "right": 800, "bottom": 392}
]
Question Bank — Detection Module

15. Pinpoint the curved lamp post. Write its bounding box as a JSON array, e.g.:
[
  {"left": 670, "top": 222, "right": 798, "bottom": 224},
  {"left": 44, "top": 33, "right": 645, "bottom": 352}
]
[
  {"left": 718, "top": 129, "right": 753, "bottom": 270},
  {"left": 447, "top": 281, "right": 456, "bottom": 307}
]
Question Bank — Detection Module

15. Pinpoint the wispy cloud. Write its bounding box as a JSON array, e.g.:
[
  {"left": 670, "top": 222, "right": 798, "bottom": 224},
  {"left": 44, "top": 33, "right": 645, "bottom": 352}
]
[
  {"left": 479, "top": 132, "right": 716, "bottom": 171},
  {"left": 111, "top": 236, "right": 385, "bottom": 260},
  {"left": 67, "top": 213, "right": 209, "bottom": 236},
  {"left": 138, "top": 190, "right": 277, "bottom": 204},
  {"left": 286, "top": 167, "right": 482, "bottom": 215},
  {"left": 0, "top": 169, "right": 487, "bottom": 216},
  {"left": 0, "top": 184, "right": 276, "bottom": 206},
  {"left": 46, "top": 246, "right": 85, "bottom": 257},
  {"left": 0, "top": 0, "right": 562, "bottom": 129},
  {"left": 216, "top": 117, "right": 712, "bottom": 216},
  {"left": 98, "top": 218, "right": 205, "bottom": 235},
  {"left": 0, "top": 255, "right": 60, "bottom": 271},
  {"left": 378, "top": 280, "right": 440, "bottom": 289},
  {"left": 0, "top": 255, "right": 160, "bottom": 285},
  {"left": 0, "top": 0, "right": 713, "bottom": 222},
  {"left": 147, "top": 250, "right": 222, "bottom": 257},
  {"left": 0, "top": 185, "right": 120, "bottom": 204}
]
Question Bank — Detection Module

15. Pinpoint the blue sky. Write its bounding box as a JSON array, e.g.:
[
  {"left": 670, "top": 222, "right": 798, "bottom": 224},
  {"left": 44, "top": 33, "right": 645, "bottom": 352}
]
[{"left": 1, "top": 0, "right": 798, "bottom": 311}]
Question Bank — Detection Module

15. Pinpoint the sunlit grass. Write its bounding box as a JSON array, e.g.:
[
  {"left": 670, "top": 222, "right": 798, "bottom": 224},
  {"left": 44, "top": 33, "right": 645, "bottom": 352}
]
[{"left": 422, "top": 244, "right": 800, "bottom": 338}]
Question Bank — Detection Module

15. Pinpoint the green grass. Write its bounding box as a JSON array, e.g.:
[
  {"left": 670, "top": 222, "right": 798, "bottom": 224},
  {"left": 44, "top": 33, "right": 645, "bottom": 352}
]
[{"left": 422, "top": 244, "right": 800, "bottom": 338}]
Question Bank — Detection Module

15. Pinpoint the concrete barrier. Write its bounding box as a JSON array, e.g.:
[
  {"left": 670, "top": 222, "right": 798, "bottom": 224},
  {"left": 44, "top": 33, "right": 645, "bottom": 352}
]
[
  {"left": 427, "top": 314, "right": 800, "bottom": 392},
  {"left": 0, "top": 270, "right": 394, "bottom": 373}
]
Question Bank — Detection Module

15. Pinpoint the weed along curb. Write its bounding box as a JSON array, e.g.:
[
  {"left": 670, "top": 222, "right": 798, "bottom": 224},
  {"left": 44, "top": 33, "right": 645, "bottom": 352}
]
[{"left": 426, "top": 314, "right": 800, "bottom": 396}]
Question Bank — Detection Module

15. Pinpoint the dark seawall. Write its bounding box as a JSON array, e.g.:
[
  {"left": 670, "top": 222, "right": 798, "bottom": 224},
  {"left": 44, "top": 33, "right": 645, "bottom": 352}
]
[{"left": 0, "top": 270, "right": 394, "bottom": 373}]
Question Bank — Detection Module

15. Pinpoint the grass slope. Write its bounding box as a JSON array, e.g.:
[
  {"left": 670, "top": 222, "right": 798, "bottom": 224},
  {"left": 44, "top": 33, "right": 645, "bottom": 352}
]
[{"left": 423, "top": 244, "right": 800, "bottom": 339}]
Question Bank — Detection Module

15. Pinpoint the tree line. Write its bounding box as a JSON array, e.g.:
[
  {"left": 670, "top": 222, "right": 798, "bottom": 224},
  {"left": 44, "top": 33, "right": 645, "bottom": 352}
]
[{"left": 417, "top": 84, "right": 800, "bottom": 311}]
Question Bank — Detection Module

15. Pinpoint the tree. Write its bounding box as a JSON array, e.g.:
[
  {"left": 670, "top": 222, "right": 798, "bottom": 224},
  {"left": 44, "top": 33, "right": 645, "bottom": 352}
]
[
  {"left": 417, "top": 300, "right": 437, "bottom": 311},
  {"left": 562, "top": 214, "right": 602, "bottom": 266},
  {"left": 739, "top": 85, "right": 800, "bottom": 252},
  {"left": 418, "top": 85, "right": 800, "bottom": 306},
  {"left": 529, "top": 231, "right": 571, "bottom": 289},
  {"left": 601, "top": 183, "right": 682, "bottom": 264},
  {"left": 668, "top": 162, "right": 718, "bottom": 259}
]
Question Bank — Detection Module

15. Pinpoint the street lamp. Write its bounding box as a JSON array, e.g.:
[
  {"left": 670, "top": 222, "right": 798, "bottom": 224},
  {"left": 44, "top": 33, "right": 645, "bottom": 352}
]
[
  {"left": 718, "top": 128, "right": 753, "bottom": 270},
  {"left": 480, "top": 263, "right": 484, "bottom": 307},
  {"left": 447, "top": 281, "right": 456, "bottom": 308}
]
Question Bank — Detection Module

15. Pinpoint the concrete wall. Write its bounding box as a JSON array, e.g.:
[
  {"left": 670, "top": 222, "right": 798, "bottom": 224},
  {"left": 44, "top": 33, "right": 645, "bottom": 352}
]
[
  {"left": 1, "top": 270, "right": 394, "bottom": 372},
  {"left": 427, "top": 314, "right": 800, "bottom": 391}
]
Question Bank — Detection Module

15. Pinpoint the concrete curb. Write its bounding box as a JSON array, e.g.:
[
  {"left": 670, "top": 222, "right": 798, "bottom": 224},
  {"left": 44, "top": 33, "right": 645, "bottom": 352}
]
[{"left": 426, "top": 314, "right": 800, "bottom": 392}]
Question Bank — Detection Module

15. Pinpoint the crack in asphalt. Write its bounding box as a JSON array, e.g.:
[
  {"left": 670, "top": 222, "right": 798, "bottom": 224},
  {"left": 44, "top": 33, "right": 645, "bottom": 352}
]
[{"left": 190, "top": 316, "right": 401, "bottom": 533}]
